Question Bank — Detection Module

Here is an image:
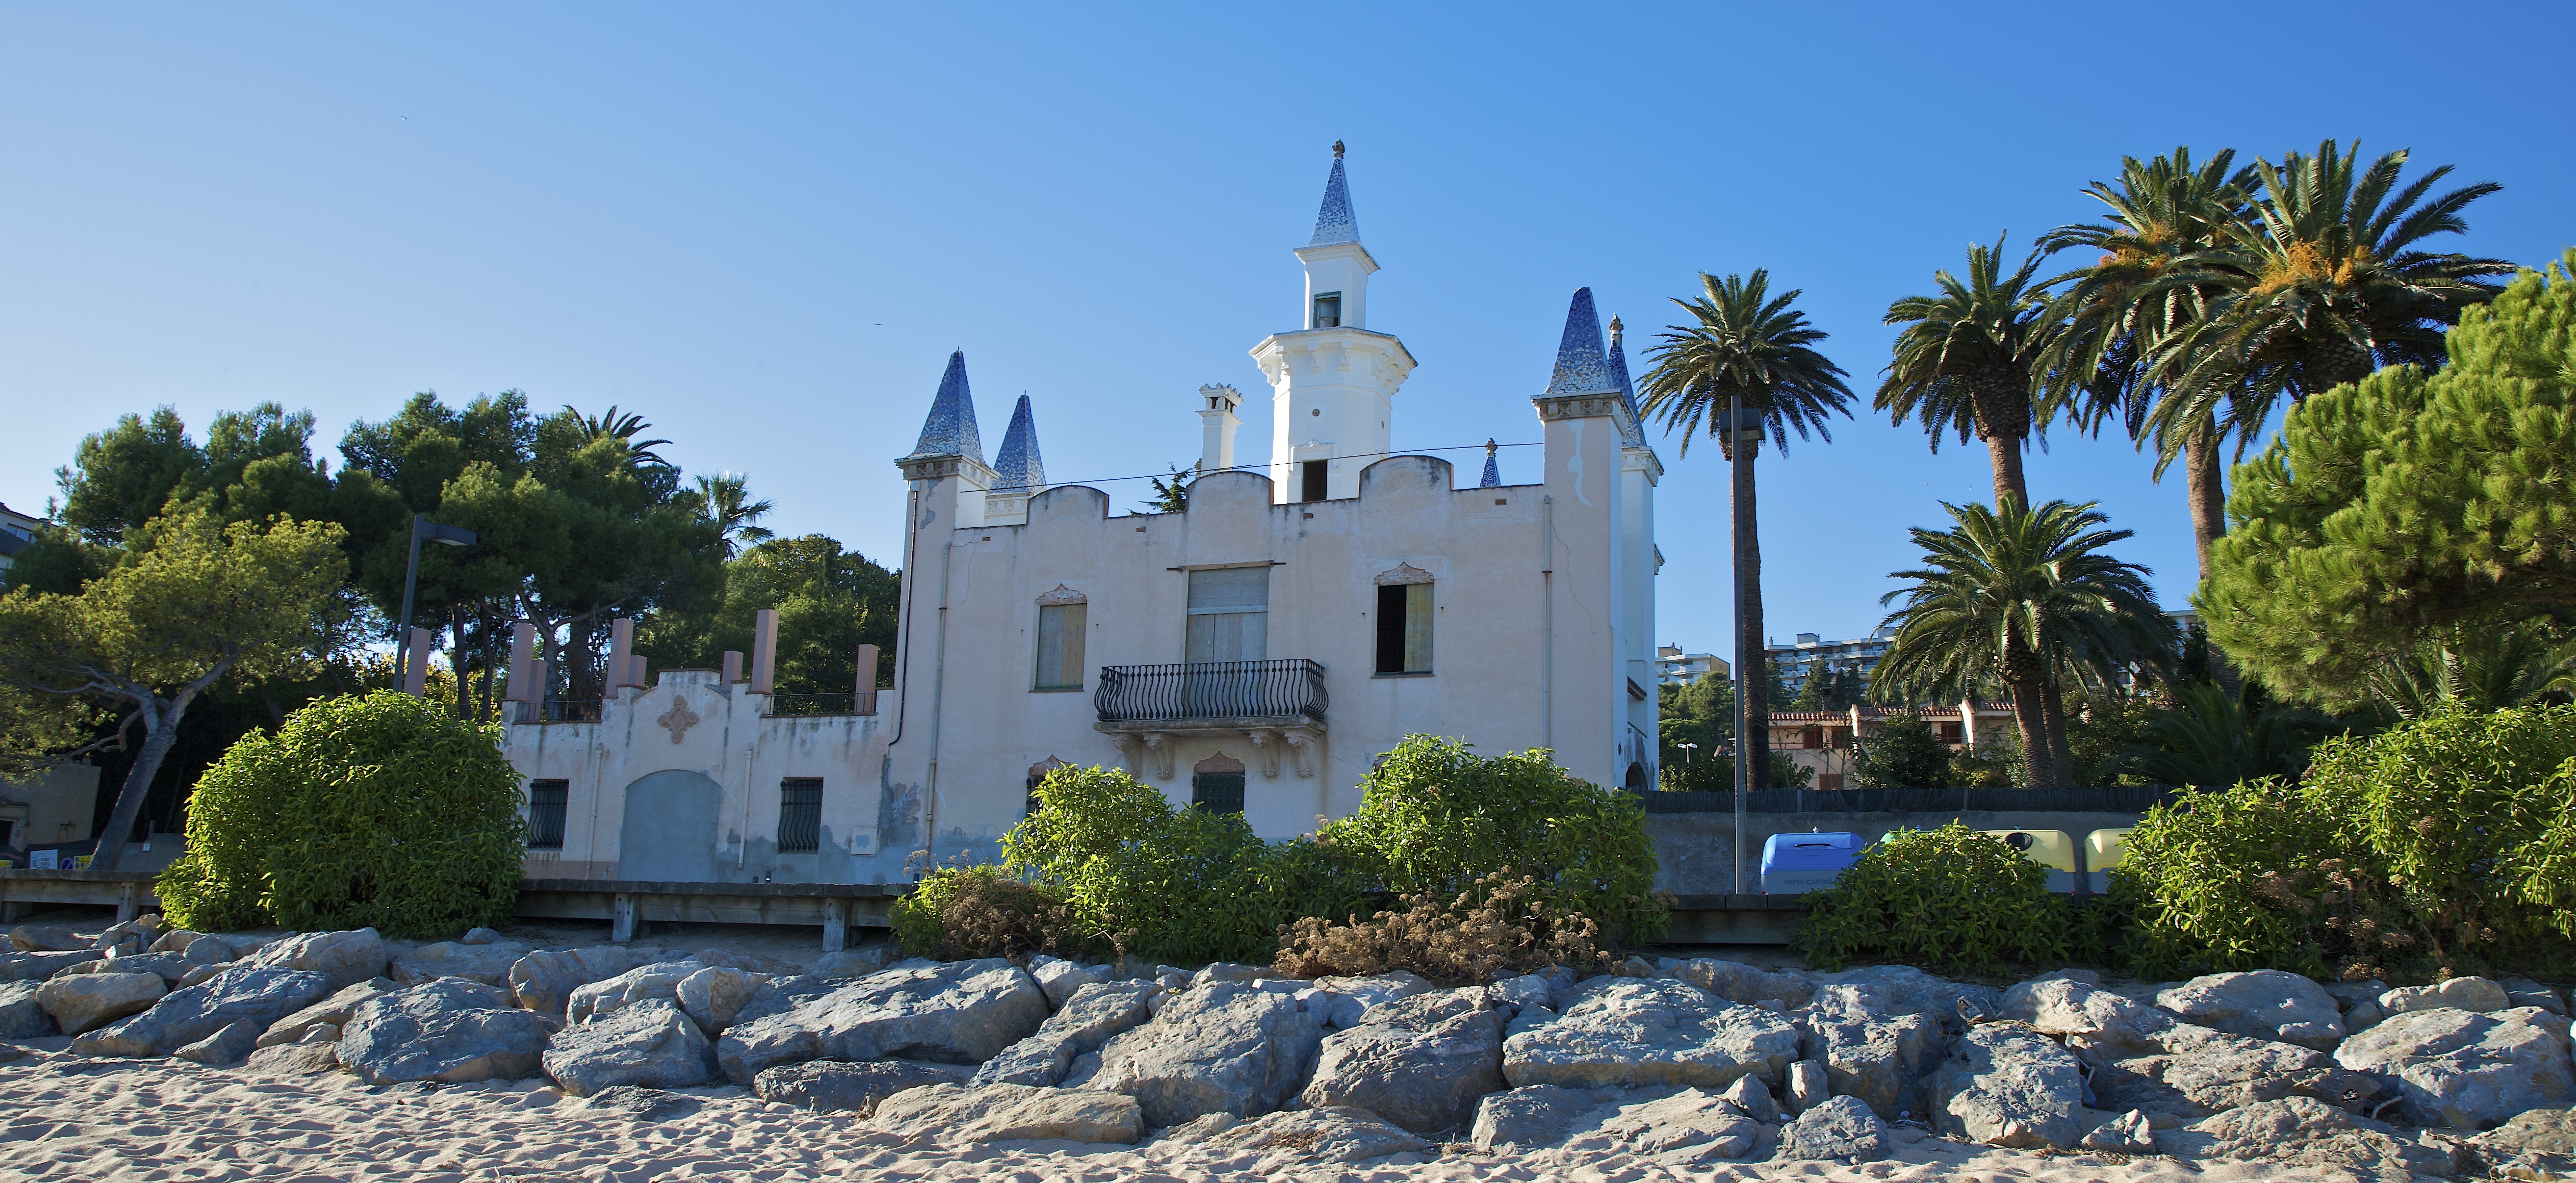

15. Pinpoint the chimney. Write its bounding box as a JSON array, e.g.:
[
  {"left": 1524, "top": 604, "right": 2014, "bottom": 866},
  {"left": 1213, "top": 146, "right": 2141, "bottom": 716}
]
[
  {"left": 608, "top": 618, "right": 635, "bottom": 694},
  {"left": 855, "top": 643, "right": 880, "bottom": 714},
  {"left": 722, "top": 651, "right": 745, "bottom": 684},
  {"left": 506, "top": 622, "right": 541, "bottom": 703},
  {"left": 750, "top": 608, "right": 778, "bottom": 694}
]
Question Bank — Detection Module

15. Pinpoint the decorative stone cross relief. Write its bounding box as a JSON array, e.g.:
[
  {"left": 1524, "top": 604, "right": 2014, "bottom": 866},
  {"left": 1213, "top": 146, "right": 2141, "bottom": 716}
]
[{"left": 657, "top": 696, "right": 701, "bottom": 744}]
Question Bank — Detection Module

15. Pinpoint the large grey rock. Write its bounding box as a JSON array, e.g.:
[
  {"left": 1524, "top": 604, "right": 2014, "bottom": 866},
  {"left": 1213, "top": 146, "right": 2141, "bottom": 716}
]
[
  {"left": 1309, "top": 970, "right": 1434, "bottom": 1028},
  {"left": 810, "top": 945, "right": 890, "bottom": 978},
  {"left": 1591, "top": 1087, "right": 1764, "bottom": 1158},
  {"left": 1207, "top": 1105, "right": 1429, "bottom": 1162},
  {"left": 148, "top": 928, "right": 204, "bottom": 955},
  {"left": 71, "top": 965, "right": 331, "bottom": 1058},
  {"left": 567, "top": 960, "right": 704, "bottom": 1025},
  {"left": 2169, "top": 1096, "right": 2456, "bottom": 1180},
  {"left": 1669, "top": 957, "right": 1815, "bottom": 1009},
  {"left": 0, "top": 949, "right": 100, "bottom": 982},
  {"left": 338, "top": 978, "right": 560, "bottom": 1084},
  {"left": 1024, "top": 955, "right": 1100, "bottom": 1010},
  {"left": 389, "top": 939, "right": 530, "bottom": 987},
  {"left": 1470, "top": 1084, "right": 1622, "bottom": 1149},
  {"left": 1800, "top": 986, "right": 1943, "bottom": 1121},
  {"left": 1301, "top": 988, "right": 1506, "bottom": 1134},
  {"left": 2334, "top": 1006, "right": 2576, "bottom": 1129},
  {"left": 181, "top": 936, "right": 235, "bottom": 965},
  {"left": 243, "top": 1041, "right": 343, "bottom": 1077},
  {"left": 1809, "top": 965, "right": 1998, "bottom": 1031},
  {"left": 2081, "top": 1108, "right": 2156, "bottom": 1153},
  {"left": 1786, "top": 1058, "right": 1827, "bottom": 1113},
  {"left": 972, "top": 979, "right": 1159, "bottom": 1087},
  {"left": 1193, "top": 961, "right": 1270, "bottom": 987},
  {"left": 2382, "top": 975, "right": 2515, "bottom": 1016},
  {"left": 172, "top": 1020, "right": 260, "bottom": 1067},
  {"left": 2506, "top": 979, "right": 2570, "bottom": 1017},
  {"left": 1501, "top": 978, "right": 1798, "bottom": 1090},
  {"left": 257, "top": 978, "right": 396, "bottom": 1048},
  {"left": 247, "top": 929, "right": 386, "bottom": 993},
  {"left": 674, "top": 966, "right": 759, "bottom": 1037},
  {"left": 8, "top": 924, "right": 88, "bottom": 952},
  {"left": 0, "top": 980, "right": 55, "bottom": 1037},
  {"left": 61, "top": 951, "right": 199, "bottom": 985},
  {"left": 871, "top": 1082, "right": 1144, "bottom": 1145},
  {"left": 716, "top": 958, "right": 1046, "bottom": 1085},
  {"left": 506, "top": 945, "right": 640, "bottom": 1019},
  {"left": 1928, "top": 1021, "right": 2085, "bottom": 1149},
  {"left": 1716, "top": 1074, "right": 1780, "bottom": 1124},
  {"left": 751, "top": 1059, "right": 973, "bottom": 1113},
  {"left": 725, "top": 973, "right": 835, "bottom": 1031},
  {"left": 1777, "top": 1095, "right": 1892, "bottom": 1163},
  {"left": 2472, "top": 1106, "right": 2576, "bottom": 1180},
  {"left": 35, "top": 971, "right": 165, "bottom": 1036},
  {"left": 542, "top": 997, "right": 716, "bottom": 1097},
  {"left": 2085, "top": 1021, "right": 2379, "bottom": 1121},
  {"left": 2001, "top": 976, "right": 2176, "bottom": 1055},
  {"left": 1090, "top": 979, "right": 1326, "bottom": 1126},
  {"left": 2155, "top": 970, "right": 2346, "bottom": 1050}
]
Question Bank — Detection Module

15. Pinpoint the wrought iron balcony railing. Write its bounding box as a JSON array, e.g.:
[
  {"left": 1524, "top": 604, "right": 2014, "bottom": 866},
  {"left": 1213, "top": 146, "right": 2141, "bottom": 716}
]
[{"left": 1094, "top": 658, "right": 1328, "bottom": 726}]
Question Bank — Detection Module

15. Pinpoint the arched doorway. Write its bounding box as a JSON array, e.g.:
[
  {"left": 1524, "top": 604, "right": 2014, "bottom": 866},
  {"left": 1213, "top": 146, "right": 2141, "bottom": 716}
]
[
  {"left": 1625, "top": 762, "right": 1648, "bottom": 791},
  {"left": 619, "top": 770, "right": 724, "bottom": 882}
]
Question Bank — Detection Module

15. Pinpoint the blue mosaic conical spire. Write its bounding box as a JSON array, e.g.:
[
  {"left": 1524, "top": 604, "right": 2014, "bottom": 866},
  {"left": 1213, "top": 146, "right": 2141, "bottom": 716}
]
[
  {"left": 992, "top": 393, "right": 1046, "bottom": 491},
  {"left": 1478, "top": 438, "right": 1502, "bottom": 488},
  {"left": 1543, "top": 288, "right": 1619, "bottom": 397},
  {"left": 904, "top": 351, "right": 984, "bottom": 462},
  {"left": 1307, "top": 143, "right": 1361, "bottom": 247},
  {"left": 1605, "top": 314, "right": 1648, "bottom": 446}
]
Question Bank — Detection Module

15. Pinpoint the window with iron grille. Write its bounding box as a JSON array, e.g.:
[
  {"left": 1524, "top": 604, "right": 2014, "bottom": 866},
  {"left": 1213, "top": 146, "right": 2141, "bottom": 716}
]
[
  {"left": 1191, "top": 770, "right": 1245, "bottom": 815},
  {"left": 527, "top": 780, "right": 569, "bottom": 850},
  {"left": 777, "top": 778, "right": 823, "bottom": 854}
]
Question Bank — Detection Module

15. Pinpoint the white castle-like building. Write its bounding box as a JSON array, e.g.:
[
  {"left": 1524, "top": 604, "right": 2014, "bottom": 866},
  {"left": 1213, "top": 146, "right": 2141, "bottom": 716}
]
[{"left": 503, "top": 148, "right": 1664, "bottom": 884}]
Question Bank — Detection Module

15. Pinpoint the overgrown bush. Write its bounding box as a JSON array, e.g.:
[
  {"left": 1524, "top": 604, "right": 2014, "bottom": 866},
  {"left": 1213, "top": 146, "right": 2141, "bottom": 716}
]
[
  {"left": 897, "top": 738, "right": 1667, "bottom": 968},
  {"left": 1318, "top": 736, "right": 1668, "bottom": 944},
  {"left": 1274, "top": 872, "right": 1611, "bottom": 985},
  {"left": 890, "top": 862, "right": 1081, "bottom": 961},
  {"left": 2114, "top": 704, "right": 2576, "bottom": 980},
  {"left": 1792, "top": 822, "right": 2073, "bottom": 972},
  {"left": 157, "top": 690, "right": 523, "bottom": 938}
]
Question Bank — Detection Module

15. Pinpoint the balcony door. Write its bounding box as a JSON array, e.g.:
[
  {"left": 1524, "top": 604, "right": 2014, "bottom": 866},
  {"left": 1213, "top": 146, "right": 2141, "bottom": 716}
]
[{"left": 1185, "top": 566, "right": 1268, "bottom": 716}]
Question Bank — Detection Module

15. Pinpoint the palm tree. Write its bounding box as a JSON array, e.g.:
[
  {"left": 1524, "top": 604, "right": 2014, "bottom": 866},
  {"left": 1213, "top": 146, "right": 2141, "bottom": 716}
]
[
  {"left": 2116, "top": 682, "right": 2332, "bottom": 788},
  {"left": 1879, "top": 237, "right": 2060, "bottom": 512},
  {"left": 1872, "top": 500, "right": 2175, "bottom": 786},
  {"left": 1639, "top": 271, "right": 1855, "bottom": 791},
  {"left": 694, "top": 471, "right": 776, "bottom": 558},
  {"left": 2139, "top": 141, "right": 2509, "bottom": 458},
  {"left": 564, "top": 404, "right": 673, "bottom": 470},
  {"left": 2367, "top": 624, "right": 2576, "bottom": 721},
  {"left": 2040, "top": 148, "right": 2259, "bottom": 591}
]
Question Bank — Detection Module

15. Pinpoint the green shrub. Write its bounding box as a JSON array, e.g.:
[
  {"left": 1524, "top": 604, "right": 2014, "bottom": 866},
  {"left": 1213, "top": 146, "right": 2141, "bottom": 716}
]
[
  {"left": 1318, "top": 736, "right": 1668, "bottom": 944},
  {"left": 892, "top": 862, "right": 1080, "bottom": 961},
  {"left": 1792, "top": 822, "right": 2072, "bottom": 972},
  {"left": 1274, "top": 872, "right": 1612, "bottom": 985},
  {"left": 2113, "top": 705, "right": 2576, "bottom": 980},
  {"left": 157, "top": 690, "right": 523, "bottom": 937},
  {"left": 997, "top": 763, "right": 1363, "bottom": 965}
]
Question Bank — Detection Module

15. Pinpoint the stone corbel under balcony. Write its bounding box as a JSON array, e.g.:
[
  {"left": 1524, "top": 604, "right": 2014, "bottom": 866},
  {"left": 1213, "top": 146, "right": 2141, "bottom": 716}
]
[{"left": 1097, "top": 718, "right": 1322, "bottom": 780}]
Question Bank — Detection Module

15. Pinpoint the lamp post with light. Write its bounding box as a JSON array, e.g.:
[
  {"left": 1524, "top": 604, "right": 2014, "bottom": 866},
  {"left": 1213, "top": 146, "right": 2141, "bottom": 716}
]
[{"left": 394, "top": 515, "right": 479, "bottom": 683}]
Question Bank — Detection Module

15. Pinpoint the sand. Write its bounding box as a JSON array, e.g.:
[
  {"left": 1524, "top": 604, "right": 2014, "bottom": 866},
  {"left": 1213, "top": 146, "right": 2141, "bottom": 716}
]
[{"left": 0, "top": 1045, "right": 2391, "bottom": 1183}]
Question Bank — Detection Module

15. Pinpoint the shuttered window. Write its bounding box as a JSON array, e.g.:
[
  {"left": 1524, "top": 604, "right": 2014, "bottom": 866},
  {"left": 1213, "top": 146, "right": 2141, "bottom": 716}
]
[
  {"left": 1034, "top": 603, "right": 1086, "bottom": 690},
  {"left": 777, "top": 778, "right": 823, "bottom": 854},
  {"left": 1186, "top": 567, "right": 1269, "bottom": 662},
  {"left": 1374, "top": 582, "right": 1432, "bottom": 673},
  {"left": 527, "top": 780, "right": 569, "bottom": 850}
]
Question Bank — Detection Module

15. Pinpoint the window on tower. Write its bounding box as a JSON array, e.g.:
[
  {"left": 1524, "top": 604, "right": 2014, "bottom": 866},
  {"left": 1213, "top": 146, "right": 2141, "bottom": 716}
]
[
  {"left": 1312, "top": 292, "right": 1341, "bottom": 328},
  {"left": 1300, "top": 460, "right": 1328, "bottom": 502}
]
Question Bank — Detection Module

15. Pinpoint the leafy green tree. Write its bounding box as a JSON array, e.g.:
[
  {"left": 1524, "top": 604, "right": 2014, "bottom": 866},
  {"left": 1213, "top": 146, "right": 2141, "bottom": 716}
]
[
  {"left": 641, "top": 535, "right": 899, "bottom": 696},
  {"left": 54, "top": 407, "right": 202, "bottom": 548},
  {"left": 1848, "top": 711, "right": 1953, "bottom": 789},
  {"left": 1873, "top": 500, "right": 2176, "bottom": 786},
  {"left": 1140, "top": 462, "right": 1194, "bottom": 514},
  {"left": 2064, "top": 689, "right": 2163, "bottom": 785},
  {"left": 695, "top": 472, "right": 776, "bottom": 558},
  {"left": 2200, "top": 252, "right": 2576, "bottom": 705},
  {"left": 1794, "top": 822, "right": 2073, "bottom": 972},
  {"left": 1878, "top": 237, "right": 2059, "bottom": 512},
  {"left": 157, "top": 690, "right": 522, "bottom": 937},
  {"left": 2112, "top": 682, "right": 2335, "bottom": 788},
  {"left": 1640, "top": 271, "right": 1856, "bottom": 789},
  {"left": 1658, "top": 672, "right": 1730, "bottom": 788},
  {"left": 1789, "top": 662, "right": 1865, "bottom": 711},
  {"left": 0, "top": 508, "right": 348, "bottom": 870}
]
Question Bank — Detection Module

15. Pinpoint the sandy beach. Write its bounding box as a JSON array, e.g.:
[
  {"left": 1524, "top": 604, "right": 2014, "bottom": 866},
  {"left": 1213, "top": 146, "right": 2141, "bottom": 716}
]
[{"left": 0, "top": 1041, "right": 2396, "bottom": 1183}]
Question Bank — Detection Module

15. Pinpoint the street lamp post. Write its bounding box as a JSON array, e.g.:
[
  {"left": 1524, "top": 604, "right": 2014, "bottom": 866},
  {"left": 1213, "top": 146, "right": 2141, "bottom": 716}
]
[
  {"left": 395, "top": 515, "right": 479, "bottom": 683},
  {"left": 1727, "top": 396, "right": 1762, "bottom": 895}
]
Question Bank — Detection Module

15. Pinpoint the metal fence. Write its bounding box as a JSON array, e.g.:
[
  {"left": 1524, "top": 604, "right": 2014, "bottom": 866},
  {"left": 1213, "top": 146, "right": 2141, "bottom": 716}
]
[
  {"left": 1095, "top": 658, "right": 1328, "bottom": 724},
  {"left": 1627, "top": 784, "right": 2191, "bottom": 815},
  {"left": 764, "top": 692, "right": 877, "bottom": 718},
  {"left": 515, "top": 699, "right": 604, "bottom": 724}
]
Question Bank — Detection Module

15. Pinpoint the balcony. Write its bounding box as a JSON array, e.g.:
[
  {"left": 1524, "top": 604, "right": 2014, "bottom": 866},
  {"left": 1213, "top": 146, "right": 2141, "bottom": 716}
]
[{"left": 1092, "top": 658, "right": 1327, "bottom": 780}]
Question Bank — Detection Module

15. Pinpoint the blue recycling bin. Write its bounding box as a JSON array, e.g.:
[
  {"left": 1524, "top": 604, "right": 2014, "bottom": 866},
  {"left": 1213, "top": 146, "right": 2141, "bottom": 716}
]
[{"left": 1760, "top": 831, "right": 1863, "bottom": 895}]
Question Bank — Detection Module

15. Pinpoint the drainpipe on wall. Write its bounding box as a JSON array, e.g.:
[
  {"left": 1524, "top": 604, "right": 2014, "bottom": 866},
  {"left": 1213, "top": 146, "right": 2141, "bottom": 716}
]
[
  {"left": 1541, "top": 494, "right": 1554, "bottom": 751},
  {"left": 917, "top": 537, "right": 956, "bottom": 877}
]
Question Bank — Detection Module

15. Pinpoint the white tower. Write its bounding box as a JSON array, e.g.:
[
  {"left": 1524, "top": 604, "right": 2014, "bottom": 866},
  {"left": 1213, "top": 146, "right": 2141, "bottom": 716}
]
[{"left": 1249, "top": 143, "right": 1417, "bottom": 504}]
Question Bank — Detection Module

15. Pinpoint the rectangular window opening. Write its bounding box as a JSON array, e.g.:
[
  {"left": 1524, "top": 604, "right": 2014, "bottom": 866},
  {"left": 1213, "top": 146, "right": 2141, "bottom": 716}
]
[
  {"left": 777, "top": 778, "right": 823, "bottom": 854},
  {"left": 1374, "top": 582, "right": 1432, "bottom": 674},
  {"left": 1311, "top": 291, "right": 1341, "bottom": 328},
  {"left": 527, "top": 780, "right": 569, "bottom": 850},
  {"left": 1191, "top": 771, "right": 1246, "bottom": 815},
  {"left": 1034, "top": 602, "right": 1087, "bottom": 690},
  {"left": 1300, "top": 460, "right": 1328, "bottom": 502},
  {"left": 1186, "top": 567, "right": 1270, "bottom": 662}
]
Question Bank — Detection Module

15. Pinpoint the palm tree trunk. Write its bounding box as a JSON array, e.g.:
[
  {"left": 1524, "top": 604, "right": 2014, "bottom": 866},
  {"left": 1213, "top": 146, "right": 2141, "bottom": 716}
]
[
  {"left": 2039, "top": 679, "right": 2077, "bottom": 786},
  {"left": 2179, "top": 419, "right": 2242, "bottom": 695},
  {"left": 1984, "top": 432, "right": 2029, "bottom": 513},
  {"left": 2006, "top": 682, "right": 2050, "bottom": 789},
  {"left": 1738, "top": 441, "right": 1771, "bottom": 791}
]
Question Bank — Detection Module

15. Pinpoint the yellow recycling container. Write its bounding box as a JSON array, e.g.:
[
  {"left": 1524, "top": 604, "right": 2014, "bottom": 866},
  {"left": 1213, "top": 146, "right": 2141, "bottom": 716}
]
[
  {"left": 1982, "top": 828, "right": 2077, "bottom": 893},
  {"left": 2085, "top": 828, "right": 2133, "bottom": 894}
]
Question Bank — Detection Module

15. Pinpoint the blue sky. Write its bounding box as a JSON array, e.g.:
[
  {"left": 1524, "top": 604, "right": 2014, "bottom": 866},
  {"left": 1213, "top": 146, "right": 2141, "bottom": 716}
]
[{"left": 4, "top": 4, "right": 2569, "bottom": 656}]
